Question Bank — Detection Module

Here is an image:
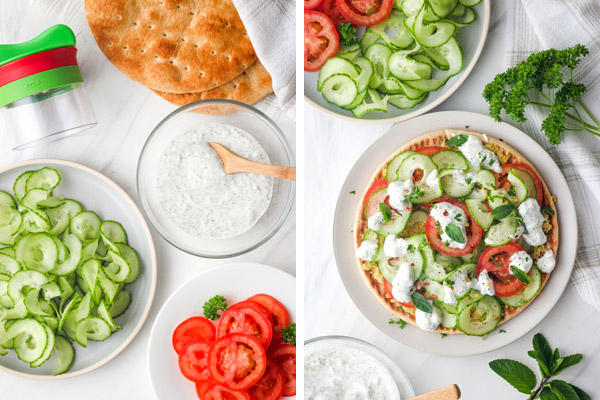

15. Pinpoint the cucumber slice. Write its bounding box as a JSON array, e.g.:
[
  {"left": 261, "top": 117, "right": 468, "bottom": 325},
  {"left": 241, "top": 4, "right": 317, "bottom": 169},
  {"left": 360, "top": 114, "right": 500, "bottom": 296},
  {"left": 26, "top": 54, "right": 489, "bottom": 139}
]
[
  {"left": 352, "top": 89, "right": 388, "bottom": 118},
  {"left": 58, "top": 295, "right": 80, "bottom": 331},
  {"left": 365, "top": 188, "right": 412, "bottom": 236},
  {"left": 364, "top": 43, "right": 393, "bottom": 89},
  {"left": 465, "top": 198, "right": 493, "bottom": 229},
  {"left": 8, "top": 270, "right": 48, "bottom": 303},
  {"left": 353, "top": 57, "right": 374, "bottom": 93},
  {"left": 104, "top": 250, "right": 131, "bottom": 283},
  {"left": 8, "top": 319, "right": 48, "bottom": 363},
  {"left": 70, "top": 211, "right": 101, "bottom": 241},
  {"left": 429, "top": 0, "right": 459, "bottom": 18},
  {"left": 507, "top": 170, "right": 528, "bottom": 205},
  {"left": 439, "top": 168, "right": 475, "bottom": 198},
  {"left": 485, "top": 212, "right": 518, "bottom": 246},
  {"left": 342, "top": 90, "right": 367, "bottom": 111},
  {"left": 368, "top": 9, "right": 414, "bottom": 49},
  {"left": 52, "top": 336, "right": 74, "bottom": 375},
  {"left": 317, "top": 57, "right": 360, "bottom": 91},
  {"left": 30, "top": 324, "right": 55, "bottom": 368},
  {"left": 412, "top": 4, "right": 456, "bottom": 47},
  {"left": 46, "top": 199, "right": 82, "bottom": 226},
  {"left": 404, "top": 38, "right": 462, "bottom": 92},
  {"left": 13, "top": 171, "right": 33, "bottom": 201},
  {"left": 388, "top": 93, "right": 427, "bottom": 109},
  {"left": 399, "top": 81, "right": 426, "bottom": 99},
  {"left": 446, "top": 5, "right": 476, "bottom": 26},
  {"left": 20, "top": 232, "right": 58, "bottom": 273},
  {"left": 97, "top": 300, "right": 121, "bottom": 331},
  {"left": 37, "top": 195, "right": 65, "bottom": 209},
  {"left": 0, "top": 190, "right": 15, "bottom": 208},
  {"left": 459, "top": 0, "right": 481, "bottom": 6},
  {"left": 0, "top": 205, "right": 23, "bottom": 235},
  {"left": 500, "top": 267, "right": 542, "bottom": 307},
  {"left": 362, "top": 229, "right": 379, "bottom": 242},
  {"left": 389, "top": 51, "right": 432, "bottom": 81},
  {"left": 100, "top": 221, "right": 128, "bottom": 245},
  {"left": 21, "top": 188, "right": 50, "bottom": 210},
  {"left": 440, "top": 305, "right": 457, "bottom": 328},
  {"left": 396, "top": 153, "right": 442, "bottom": 203},
  {"left": 0, "top": 253, "right": 19, "bottom": 276},
  {"left": 52, "top": 234, "right": 82, "bottom": 276},
  {"left": 109, "top": 290, "right": 131, "bottom": 318},
  {"left": 487, "top": 196, "right": 510, "bottom": 209},
  {"left": 379, "top": 76, "right": 404, "bottom": 94},
  {"left": 337, "top": 44, "right": 360, "bottom": 61},
  {"left": 63, "top": 293, "right": 92, "bottom": 341},
  {"left": 116, "top": 243, "right": 140, "bottom": 284},
  {"left": 510, "top": 168, "right": 537, "bottom": 203},
  {"left": 422, "top": 245, "right": 462, "bottom": 281},
  {"left": 321, "top": 74, "right": 359, "bottom": 108},
  {"left": 360, "top": 30, "right": 380, "bottom": 54},
  {"left": 98, "top": 268, "right": 121, "bottom": 305},
  {"left": 431, "top": 150, "right": 468, "bottom": 171},
  {"left": 75, "top": 317, "right": 111, "bottom": 347},
  {"left": 25, "top": 168, "right": 61, "bottom": 193},
  {"left": 385, "top": 151, "right": 413, "bottom": 182},
  {"left": 377, "top": 235, "right": 424, "bottom": 282},
  {"left": 457, "top": 295, "right": 502, "bottom": 336}
]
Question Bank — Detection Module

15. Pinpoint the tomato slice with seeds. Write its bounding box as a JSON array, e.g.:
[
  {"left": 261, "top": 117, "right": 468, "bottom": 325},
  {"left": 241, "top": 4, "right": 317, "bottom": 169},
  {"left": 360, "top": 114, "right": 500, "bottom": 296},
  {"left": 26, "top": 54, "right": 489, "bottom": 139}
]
[
  {"left": 196, "top": 379, "right": 217, "bottom": 398},
  {"left": 208, "top": 333, "right": 267, "bottom": 391},
  {"left": 424, "top": 198, "right": 483, "bottom": 257},
  {"left": 248, "top": 360, "right": 286, "bottom": 400},
  {"left": 203, "top": 382, "right": 251, "bottom": 400},
  {"left": 305, "top": 0, "right": 324, "bottom": 9},
  {"left": 336, "top": 0, "right": 394, "bottom": 26},
  {"left": 304, "top": 10, "right": 339, "bottom": 72},
  {"left": 318, "top": 0, "right": 350, "bottom": 26},
  {"left": 173, "top": 316, "right": 216, "bottom": 355},
  {"left": 247, "top": 294, "right": 290, "bottom": 346},
  {"left": 383, "top": 279, "right": 415, "bottom": 308},
  {"left": 179, "top": 341, "right": 213, "bottom": 383},
  {"left": 495, "top": 163, "right": 543, "bottom": 205},
  {"left": 478, "top": 243, "right": 527, "bottom": 297},
  {"left": 269, "top": 344, "right": 296, "bottom": 397},
  {"left": 415, "top": 146, "right": 446, "bottom": 156},
  {"left": 217, "top": 302, "right": 273, "bottom": 349}
]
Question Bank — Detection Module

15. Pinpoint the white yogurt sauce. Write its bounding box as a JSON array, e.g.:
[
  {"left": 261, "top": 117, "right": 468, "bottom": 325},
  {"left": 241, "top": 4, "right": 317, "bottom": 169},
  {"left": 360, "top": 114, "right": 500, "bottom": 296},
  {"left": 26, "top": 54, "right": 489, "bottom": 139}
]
[
  {"left": 537, "top": 250, "right": 556, "bottom": 273},
  {"left": 356, "top": 240, "right": 379, "bottom": 262},
  {"left": 305, "top": 346, "right": 401, "bottom": 400},
  {"left": 518, "top": 198, "right": 547, "bottom": 246},
  {"left": 457, "top": 135, "right": 502, "bottom": 173},
  {"left": 430, "top": 202, "right": 468, "bottom": 249},
  {"left": 157, "top": 123, "right": 273, "bottom": 239}
]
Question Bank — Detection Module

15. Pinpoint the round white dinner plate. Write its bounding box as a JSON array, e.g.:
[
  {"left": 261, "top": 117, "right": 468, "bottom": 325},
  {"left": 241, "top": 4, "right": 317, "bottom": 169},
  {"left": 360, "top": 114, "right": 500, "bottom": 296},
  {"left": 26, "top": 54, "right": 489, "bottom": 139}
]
[
  {"left": 304, "top": 1, "right": 490, "bottom": 123},
  {"left": 0, "top": 159, "right": 157, "bottom": 379},
  {"left": 147, "top": 263, "right": 296, "bottom": 399},
  {"left": 333, "top": 111, "right": 577, "bottom": 356}
]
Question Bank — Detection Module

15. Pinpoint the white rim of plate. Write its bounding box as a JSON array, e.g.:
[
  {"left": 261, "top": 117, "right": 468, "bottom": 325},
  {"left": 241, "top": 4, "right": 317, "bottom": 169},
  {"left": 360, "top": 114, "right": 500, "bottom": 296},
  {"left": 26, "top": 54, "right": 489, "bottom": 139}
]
[
  {"left": 146, "top": 262, "right": 295, "bottom": 399},
  {"left": 333, "top": 111, "right": 577, "bottom": 356},
  {"left": 0, "top": 158, "right": 158, "bottom": 380},
  {"left": 304, "top": 0, "right": 491, "bottom": 124}
]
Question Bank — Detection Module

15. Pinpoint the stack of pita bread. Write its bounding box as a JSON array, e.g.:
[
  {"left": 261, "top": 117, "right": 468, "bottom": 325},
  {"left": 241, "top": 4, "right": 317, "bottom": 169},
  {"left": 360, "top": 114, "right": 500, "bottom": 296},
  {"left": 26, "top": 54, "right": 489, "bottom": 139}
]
[{"left": 84, "top": 0, "right": 273, "bottom": 107}]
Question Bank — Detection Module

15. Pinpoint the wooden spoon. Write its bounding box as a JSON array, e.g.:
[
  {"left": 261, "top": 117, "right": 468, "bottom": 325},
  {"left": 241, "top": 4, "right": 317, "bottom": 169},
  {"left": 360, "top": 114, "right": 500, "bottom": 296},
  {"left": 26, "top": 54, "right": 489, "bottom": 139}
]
[
  {"left": 209, "top": 142, "right": 296, "bottom": 181},
  {"left": 408, "top": 384, "right": 461, "bottom": 400}
]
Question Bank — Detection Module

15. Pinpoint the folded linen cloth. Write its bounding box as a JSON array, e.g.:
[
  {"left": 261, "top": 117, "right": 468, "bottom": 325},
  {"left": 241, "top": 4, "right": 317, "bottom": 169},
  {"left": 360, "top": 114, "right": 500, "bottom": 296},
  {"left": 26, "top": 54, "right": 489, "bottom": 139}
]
[{"left": 509, "top": 0, "right": 600, "bottom": 310}]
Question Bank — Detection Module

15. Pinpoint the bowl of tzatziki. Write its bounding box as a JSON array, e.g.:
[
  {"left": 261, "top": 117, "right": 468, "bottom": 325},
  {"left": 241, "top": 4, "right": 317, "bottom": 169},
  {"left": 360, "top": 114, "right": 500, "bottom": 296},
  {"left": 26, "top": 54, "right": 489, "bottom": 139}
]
[
  {"left": 137, "top": 99, "right": 295, "bottom": 258},
  {"left": 305, "top": 336, "right": 415, "bottom": 400}
]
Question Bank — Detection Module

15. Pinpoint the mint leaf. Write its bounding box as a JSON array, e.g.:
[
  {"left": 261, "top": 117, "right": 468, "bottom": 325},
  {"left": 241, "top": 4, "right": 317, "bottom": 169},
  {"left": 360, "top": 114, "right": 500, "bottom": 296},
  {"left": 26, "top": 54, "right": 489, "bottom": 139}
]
[
  {"left": 445, "top": 223, "right": 465, "bottom": 243},
  {"left": 492, "top": 204, "right": 515, "bottom": 220},
  {"left": 570, "top": 384, "right": 591, "bottom": 400},
  {"left": 489, "top": 359, "right": 537, "bottom": 394},
  {"left": 446, "top": 134, "right": 469, "bottom": 147},
  {"left": 531, "top": 334, "right": 554, "bottom": 371},
  {"left": 379, "top": 203, "right": 392, "bottom": 222},
  {"left": 511, "top": 266, "right": 531, "bottom": 285},
  {"left": 529, "top": 350, "right": 551, "bottom": 378},
  {"left": 411, "top": 292, "right": 432, "bottom": 313},
  {"left": 549, "top": 380, "right": 580, "bottom": 400},
  {"left": 551, "top": 354, "right": 582, "bottom": 376}
]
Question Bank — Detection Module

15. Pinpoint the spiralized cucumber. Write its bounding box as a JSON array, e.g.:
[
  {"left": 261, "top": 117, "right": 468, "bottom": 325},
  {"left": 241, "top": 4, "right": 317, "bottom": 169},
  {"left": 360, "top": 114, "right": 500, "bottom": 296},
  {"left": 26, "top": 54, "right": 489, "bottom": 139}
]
[
  {"left": 0, "top": 167, "right": 141, "bottom": 374},
  {"left": 315, "top": 0, "right": 481, "bottom": 117}
]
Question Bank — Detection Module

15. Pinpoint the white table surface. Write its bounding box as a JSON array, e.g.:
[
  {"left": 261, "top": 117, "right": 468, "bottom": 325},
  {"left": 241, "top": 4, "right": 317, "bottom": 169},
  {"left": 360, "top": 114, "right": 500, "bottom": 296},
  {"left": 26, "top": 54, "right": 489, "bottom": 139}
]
[
  {"left": 0, "top": 1, "right": 295, "bottom": 398},
  {"left": 305, "top": 1, "right": 600, "bottom": 399}
]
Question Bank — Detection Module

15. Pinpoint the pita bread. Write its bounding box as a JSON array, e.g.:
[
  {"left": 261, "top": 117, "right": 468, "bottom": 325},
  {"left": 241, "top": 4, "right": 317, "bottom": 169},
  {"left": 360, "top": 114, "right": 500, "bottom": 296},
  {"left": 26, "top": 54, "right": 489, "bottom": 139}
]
[
  {"left": 85, "top": 0, "right": 257, "bottom": 93},
  {"left": 353, "top": 130, "right": 559, "bottom": 334},
  {"left": 152, "top": 60, "right": 273, "bottom": 106}
]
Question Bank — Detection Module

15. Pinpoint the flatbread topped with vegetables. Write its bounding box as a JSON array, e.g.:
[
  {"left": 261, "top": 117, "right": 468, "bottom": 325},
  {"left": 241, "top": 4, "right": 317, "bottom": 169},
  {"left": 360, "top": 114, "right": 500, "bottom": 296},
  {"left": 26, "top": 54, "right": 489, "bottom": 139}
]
[{"left": 354, "top": 130, "right": 558, "bottom": 336}]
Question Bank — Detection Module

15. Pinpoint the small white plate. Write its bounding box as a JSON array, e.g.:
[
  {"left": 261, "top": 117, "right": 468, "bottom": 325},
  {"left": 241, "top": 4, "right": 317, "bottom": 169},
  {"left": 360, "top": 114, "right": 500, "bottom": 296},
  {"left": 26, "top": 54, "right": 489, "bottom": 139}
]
[
  {"left": 147, "top": 263, "right": 296, "bottom": 399},
  {"left": 0, "top": 159, "right": 157, "bottom": 379},
  {"left": 333, "top": 111, "right": 577, "bottom": 356},
  {"left": 304, "top": 1, "right": 490, "bottom": 123}
]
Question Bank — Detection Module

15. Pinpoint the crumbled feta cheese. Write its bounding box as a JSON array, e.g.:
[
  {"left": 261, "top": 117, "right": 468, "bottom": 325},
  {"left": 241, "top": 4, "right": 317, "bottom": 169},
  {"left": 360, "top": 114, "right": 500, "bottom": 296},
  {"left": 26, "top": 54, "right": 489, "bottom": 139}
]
[
  {"left": 391, "top": 262, "right": 415, "bottom": 303},
  {"left": 415, "top": 305, "right": 442, "bottom": 331},
  {"left": 430, "top": 202, "right": 468, "bottom": 249},
  {"left": 368, "top": 212, "right": 386, "bottom": 231},
  {"left": 383, "top": 235, "right": 409, "bottom": 257},
  {"left": 509, "top": 250, "right": 533, "bottom": 275},
  {"left": 537, "top": 250, "right": 556, "bottom": 273},
  {"left": 518, "top": 198, "right": 547, "bottom": 246},
  {"left": 356, "top": 240, "right": 379, "bottom": 262}
]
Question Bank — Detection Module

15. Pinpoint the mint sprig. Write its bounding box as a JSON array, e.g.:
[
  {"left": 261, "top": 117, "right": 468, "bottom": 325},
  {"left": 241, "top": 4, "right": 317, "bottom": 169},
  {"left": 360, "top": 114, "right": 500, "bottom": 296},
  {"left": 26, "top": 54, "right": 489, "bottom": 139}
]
[
  {"left": 446, "top": 134, "right": 469, "bottom": 147},
  {"left": 445, "top": 223, "right": 465, "bottom": 244},
  {"left": 489, "top": 333, "right": 587, "bottom": 399}
]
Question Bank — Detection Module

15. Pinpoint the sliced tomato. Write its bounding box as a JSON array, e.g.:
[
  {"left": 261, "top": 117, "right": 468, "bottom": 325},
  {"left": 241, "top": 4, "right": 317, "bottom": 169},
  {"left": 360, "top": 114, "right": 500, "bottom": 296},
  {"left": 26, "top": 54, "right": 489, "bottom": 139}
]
[
  {"left": 305, "top": 0, "right": 324, "bottom": 9},
  {"left": 173, "top": 316, "right": 216, "bottom": 355},
  {"left": 336, "top": 0, "right": 394, "bottom": 26},
  {"left": 196, "top": 379, "right": 217, "bottom": 398},
  {"left": 179, "top": 341, "right": 212, "bottom": 383},
  {"left": 496, "top": 163, "right": 543, "bottom": 205},
  {"left": 248, "top": 360, "right": 286, "bottom": 400},
  {"left": 269, "top": 344, "right": 296, "bottom": 397},
  {"left": 208, "top": 333, "right": 267, "bottom": 391},
  {"left": 304, "top": 10, "right": 339, "bottom": 72},
  {"left": 478, "top": 243, "right": 527, "bottom": 297},
  {"left": 217, "top": 301, "right": 273, "bottom": 349},
  {"left": 383, "top": 279, "right": 415, "bottom": 308},
  {"left": 247, "top": 294, "right": 290, "bottom": 346},
  {"left": 415, "top": 146, "right": 446, "bottom": 156},
  {"left": 363, "top": 178, "right": 388, "bottom": 207},
  {"left": 318, "top": 0, "right": 350, "bottom": 26},
  {"left": 203, "top": 382, "right": 251, "bottom": 400},
  {"left": 424, "top": 198, "right": 483, "bottom": 257}
]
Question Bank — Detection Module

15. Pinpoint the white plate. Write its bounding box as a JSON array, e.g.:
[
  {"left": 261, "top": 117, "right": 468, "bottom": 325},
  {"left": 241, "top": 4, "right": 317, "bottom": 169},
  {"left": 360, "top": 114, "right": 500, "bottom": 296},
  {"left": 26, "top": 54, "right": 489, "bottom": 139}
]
[
  {"left": 0, "top": 159, "right": 157, "bottom": 379},
  {"left": 147, "top": 263, "right": 296, "bottom": 399},
  {"left": 333, "top": 111, "right": 577, "bottom": 356},
  {"left": 304, "top": 1, "right": 490, "bottom": 123}
]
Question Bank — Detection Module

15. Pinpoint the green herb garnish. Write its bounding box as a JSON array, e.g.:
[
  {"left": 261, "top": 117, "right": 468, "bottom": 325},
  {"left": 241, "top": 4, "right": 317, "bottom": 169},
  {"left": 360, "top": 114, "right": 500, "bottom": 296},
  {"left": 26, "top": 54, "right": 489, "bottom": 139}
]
[
  {"left": 281, "top": 323, "right": 296, "bottom": 345},
  {"left": 337, "top": 22, "right": 358, "bottom": 46},
  {"left": 411, "top": 292, "right": 432, "bottom": 313},
  {"left": 542, "top": 206, "right": 555, "bottom": 216},
  {"left": 440, "top": 333, "right": 447, "bottom": 339},
  {"left": 445, "top": 223, "right": 465, "bottom": 244},
  {"left": 349, "top": 190, "right": 356, "bottom": 195},
  {"left": 492, "top": 204, "right": 515, "bottom": 220},
  {"left": 489, "top": 333, "right": 587, "bottom": 399},
  {"left": 389, "top": 318, "right": 407, "bottom": 329},
  {"left": 511, "top": 266, "right": 531, "bottom": 285},
  {"left": 446, "top": 134, "right": 469, "bottom": 147},
  {"left": 379, "top": 203, "right": 392, "bottom": 222},
  {"left": 499, "top": 329, "right": 507, "bottom": 334},
  {"left": 203, "top": 295, "right": 228, "bottom": 320},
  {"left": 508, "top": 185, "right": 517, "bottom": 197}
]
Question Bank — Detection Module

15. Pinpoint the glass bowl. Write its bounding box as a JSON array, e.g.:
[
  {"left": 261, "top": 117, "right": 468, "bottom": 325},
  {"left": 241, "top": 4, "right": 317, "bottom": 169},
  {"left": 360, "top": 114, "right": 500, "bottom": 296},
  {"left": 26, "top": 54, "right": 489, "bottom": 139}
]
[
  {"left": 137, "top": 99, "right": 295, "bottom": 258},
  {"left": 305, "top": 335, "right": 415, "bottom": 399}
]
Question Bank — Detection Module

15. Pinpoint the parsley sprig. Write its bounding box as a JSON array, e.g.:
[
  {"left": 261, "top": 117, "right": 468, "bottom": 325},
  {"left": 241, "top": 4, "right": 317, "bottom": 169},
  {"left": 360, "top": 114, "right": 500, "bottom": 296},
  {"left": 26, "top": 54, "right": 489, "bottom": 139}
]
[
  {"left": 281, "top": 323, "right": 296, "bottom": 345},
  {"left": 489, "top": 333, "right": 589, "bottom": 399},
  {"left": 203, "top": 295, "right": 228, "bottom": 320},
  {"left": 483, "top": 45, "right": 600, "bottom": 145}
]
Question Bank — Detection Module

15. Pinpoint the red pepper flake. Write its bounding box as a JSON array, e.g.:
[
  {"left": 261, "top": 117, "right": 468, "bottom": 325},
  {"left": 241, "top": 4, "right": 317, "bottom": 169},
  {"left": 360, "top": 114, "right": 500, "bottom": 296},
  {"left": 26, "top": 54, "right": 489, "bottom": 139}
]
[
  {"left": 424, "top": 282, "right": 430, "bottom": 286},
  {"left": 432, "top": 295, "right": 438, "bottom": 299}
]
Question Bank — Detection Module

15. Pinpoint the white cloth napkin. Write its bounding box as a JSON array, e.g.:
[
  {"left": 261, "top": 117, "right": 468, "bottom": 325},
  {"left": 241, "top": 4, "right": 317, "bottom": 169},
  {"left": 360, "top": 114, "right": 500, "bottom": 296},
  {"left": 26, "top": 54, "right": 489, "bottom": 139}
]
[
  {"left": 509, "top": 0, "right": 600, "bottom": 310},
  {"left": 232, "top": 0, "right": 296, "bottom": 121}
]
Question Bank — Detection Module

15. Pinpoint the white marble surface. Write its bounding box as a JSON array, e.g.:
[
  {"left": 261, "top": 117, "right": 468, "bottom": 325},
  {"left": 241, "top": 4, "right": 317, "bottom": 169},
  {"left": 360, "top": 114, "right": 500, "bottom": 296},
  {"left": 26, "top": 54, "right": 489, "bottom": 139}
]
[
  {"left": 305, "top": 1, "right": 600, "bottom": 399},
  {"left": 0, "top": 1, "right": 295, "bottom": 398}
]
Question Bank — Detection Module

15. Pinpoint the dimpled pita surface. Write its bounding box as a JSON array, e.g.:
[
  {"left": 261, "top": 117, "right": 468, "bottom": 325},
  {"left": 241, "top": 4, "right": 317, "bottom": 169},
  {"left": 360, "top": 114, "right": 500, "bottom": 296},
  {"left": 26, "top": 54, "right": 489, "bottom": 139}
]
[
  {"left": 85, "top": 0, "right": 257, "bottom": 93},
  {"left": 152, "top": 60, "right": 273, "bottom": 106}
]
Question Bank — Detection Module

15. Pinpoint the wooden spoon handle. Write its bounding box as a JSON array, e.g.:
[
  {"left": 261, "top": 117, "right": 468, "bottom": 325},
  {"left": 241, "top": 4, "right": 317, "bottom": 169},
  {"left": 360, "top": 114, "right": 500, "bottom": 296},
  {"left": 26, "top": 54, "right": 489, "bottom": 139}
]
[
  {"left": 227, "top": 159, "right": 296, "bottom": 181},
  {"left": 408, "top": 384, "right": 461, "bottom": 400}
]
